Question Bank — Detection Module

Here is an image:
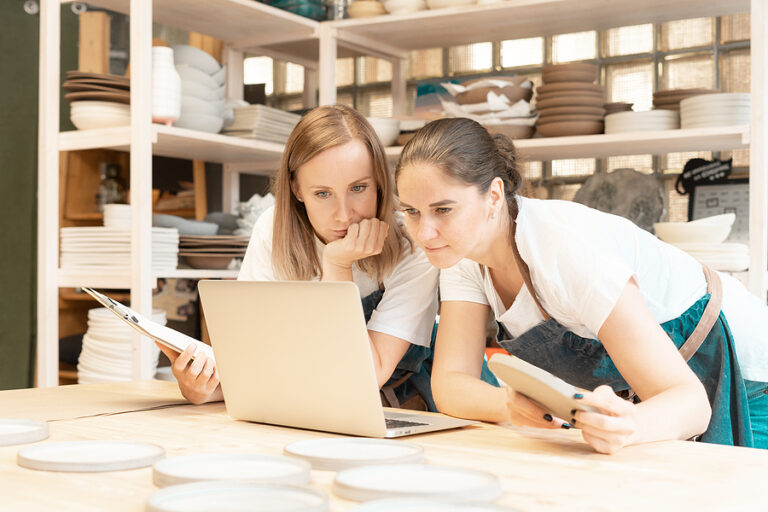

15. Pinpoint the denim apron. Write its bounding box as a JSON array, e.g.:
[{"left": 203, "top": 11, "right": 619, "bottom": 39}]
[
  {"left": 497, "top": 234, "right": 755, "bottom": 447},
  {"left": 362, "top": 289, "right": 499, "bottom": 413}
]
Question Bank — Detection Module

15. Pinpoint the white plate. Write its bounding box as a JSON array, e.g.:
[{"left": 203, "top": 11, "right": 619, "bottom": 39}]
[
  {"left": 17, "top": 440, "right": 165, "bottom": 472},
  {"left": 673, "top": 242, "right": 749, "bottom": 253},
  {"left": 153, "top": 453, "right": 312, "bottom": 487},
  {"left": 333, "top": 464, "right": 502, "bottom": 502},
  {"left": 284, "top": 438, "right": 424, "bottom": 471},
  {"left": 351, "top": 498, "right": 513, "bottom": 511},
  {"left": 147, "top": 481, "right": 328, "bottom": 512},
  {"left": 0, "top": 419, "right": 49, "bottom": 446}
]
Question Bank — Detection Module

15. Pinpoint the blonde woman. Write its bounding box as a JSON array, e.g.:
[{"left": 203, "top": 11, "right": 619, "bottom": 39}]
[{"left": 159, "top": 105, "right": 445, "bottom": 408}]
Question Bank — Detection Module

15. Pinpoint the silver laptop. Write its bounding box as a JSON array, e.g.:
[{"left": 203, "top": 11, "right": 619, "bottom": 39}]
[{"left": 198, "top": 280, "right": 476, "bottom": 438}]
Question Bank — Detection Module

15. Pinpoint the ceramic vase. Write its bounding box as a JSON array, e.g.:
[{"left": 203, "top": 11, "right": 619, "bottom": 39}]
[{"left": 151, "top": 46, "right": 181, "bottom": 126}]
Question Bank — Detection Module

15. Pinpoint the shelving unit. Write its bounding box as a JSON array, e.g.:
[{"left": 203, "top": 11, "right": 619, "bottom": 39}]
[{"left": 38, "top": 0, "right": 767, "bottom": 387}]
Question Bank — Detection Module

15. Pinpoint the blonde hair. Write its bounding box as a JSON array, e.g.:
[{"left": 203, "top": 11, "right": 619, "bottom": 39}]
[{"left": 272, "top": 105, "right": 410, "bottom": 281}]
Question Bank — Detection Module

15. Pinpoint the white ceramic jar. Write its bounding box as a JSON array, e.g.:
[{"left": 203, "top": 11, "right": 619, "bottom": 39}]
[{"left": 151, "top": 46, "right": 181, "bottom": 125}]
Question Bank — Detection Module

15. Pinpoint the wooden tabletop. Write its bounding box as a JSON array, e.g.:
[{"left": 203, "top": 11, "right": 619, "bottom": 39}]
[{"left": 1, "top": 381, "right": 766, "bottom": 511}]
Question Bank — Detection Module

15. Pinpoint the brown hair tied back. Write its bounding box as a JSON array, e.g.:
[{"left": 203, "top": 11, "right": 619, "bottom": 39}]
[{"left": 396, "top": 117, "right": 523, "bottom": 224}]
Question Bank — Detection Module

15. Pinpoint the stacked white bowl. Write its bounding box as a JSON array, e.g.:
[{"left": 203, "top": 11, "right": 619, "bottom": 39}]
[
  {"left": 103, "top": 204, "right": 131, "bottom": 228},
  {"left": 152, "top": 46, "right": 181, "bottom": 126},
  {"left": 383, "top": 0, "right": 426, "bottom": 14},
  {"left": 654, "top": 213, "right": 748, "bottom": 271},
  {"left": 680, "top": 93, "right": 751, "bottom": 129},
  {"left": 173, "top": 45, "right": 226, "bottom": 133},
  {"left": 366, "top": 117, "right": 401, "bottom": 146},
  {"left": 70, "top": 101, "right": 130, "bottom": 130},
  {"left": 77, "top": 307, "right": 165, "bottom": 384},
  {"left": 604, "top": 110, "right": 679, "bottom": 134}
]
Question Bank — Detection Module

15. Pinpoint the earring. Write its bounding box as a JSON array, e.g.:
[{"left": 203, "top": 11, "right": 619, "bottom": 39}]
[{"left": 491, "top": 212, "right": 497, "bottom": 220}]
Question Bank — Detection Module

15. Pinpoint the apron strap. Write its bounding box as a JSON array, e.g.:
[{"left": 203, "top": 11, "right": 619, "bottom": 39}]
[
  {"left": 678, "top": 265, "right": 722, "bottom": 362},
  {"left": 509, "top": 223, "right": 551, "bottom": 320}
]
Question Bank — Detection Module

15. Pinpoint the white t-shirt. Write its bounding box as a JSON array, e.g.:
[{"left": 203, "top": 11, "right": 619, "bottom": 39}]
[
  {"left": 238, "top": 206, "right": 439, "bottom": 347},
  {"left": 440, "top": 196, "right": 768, "bottom": 382}
]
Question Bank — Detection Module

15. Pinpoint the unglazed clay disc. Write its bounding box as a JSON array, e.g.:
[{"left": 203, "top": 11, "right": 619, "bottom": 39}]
[{"left": 17, "top": 440, "right": 165, "bottom": 472}]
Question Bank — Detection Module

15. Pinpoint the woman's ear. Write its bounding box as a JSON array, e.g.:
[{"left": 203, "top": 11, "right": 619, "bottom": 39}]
[{"left": 488, "top": 177, "right": 506, "bottom": 212}]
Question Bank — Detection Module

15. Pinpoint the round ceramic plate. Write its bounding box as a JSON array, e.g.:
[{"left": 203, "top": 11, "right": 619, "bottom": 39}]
[
  {"left": 351, "top": 498, "right": 514, "bottom": 511},
  {"left": 146, "top": 481, "right": 329, "bottom": 512},
  {"left": 332, "top": 464, "right": 502, "bottom": 502},
  {"left": 284, "top": 438, "right": 424, "bottom": 471},
  {"left": 17, "top": 440, "right": 165, "bottom": 472},
  {"left": 0, "top": 419, "right": 49, "bottom": 447},
  {"left": 153, "top": 453, "right": 312, "bottom": 487}
]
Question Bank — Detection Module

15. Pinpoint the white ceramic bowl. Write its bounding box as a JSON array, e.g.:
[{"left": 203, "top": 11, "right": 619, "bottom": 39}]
[
  {"left": 152, "top": 214, "right": 219, "bottom": 235},
  {"left": 174, "top": 112, "right": 224, "bottom": 133},
  {"left": 654, "top": 219, "right": 733, "bottom": 244},
  {"left": 181, "top": 80, "right": 220, "bottom": 102},
  {"left": 175, "top": 65, "right": 220, "bottom": 90},
  {"left": 383, "top": 0, "right": 426, "bottom": 14},
  {"left": 70, "top": 111, "right": 131, "bottom": 130},
  {"left": 366, "top": 117, "right": 401, "bottom": 146},
  {"left": 181, "top": 95, "right": 222, "bottom": 116},
  {"left": 172, "top": 45, "right": 222, "bottom": 75},
  {"left": 211, "top": 65, "right": 227, "bottom": 86}
]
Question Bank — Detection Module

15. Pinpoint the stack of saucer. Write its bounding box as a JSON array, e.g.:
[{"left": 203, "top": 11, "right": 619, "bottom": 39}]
[
  {"left": 78, "top": 307, "right": 164, "bottom": 384},
  {"left": 604, "top": 110, "right": 679, "bottom": 134},
  {"left": 179, "top": 235, "right": 249, "bottom": 270},
  {"left": 222, "top": 105, "right": 301, "bottom": 144},
  {"left": 536, "top": 63, "right": 604, "bottom": 137},
  {"left": 60, "top": 227, "right": 179, "bottom": 273},
  {"left": 680, "top": 93, "right": 751, "bottom": 129},
  {"left": 63, "top": 71, "right": 130, "bottom": 105},
  {"left": 652, "top": 88, "right": 716, "bottom": 111},
  {"left": 347, "top": 0, "right": 386, "bottom": 16}
]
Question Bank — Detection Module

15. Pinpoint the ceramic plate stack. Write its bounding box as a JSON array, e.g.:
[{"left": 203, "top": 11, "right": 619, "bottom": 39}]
[
  {"left": 536, "top": 63, "right": 604, "bottom": 137},
  {"left": 222, "top": 105, "right": 301, "bottom": 144},
  {"left": 173, "top": 45, "right": 226, "bottom": 133},
  {"left": 64, "top": 71, "right": 132, "bottom": 130},
  {"left": 604, "top": 110, "right": 679, "bottom": 134},
  {"left": 680, "top": 93, "right": 751, "bottom": 129},
  {"left": 604, "top": 102, "right": 633, "bottom": 115},
  {"left": 673, "top": 243, "right": 749, "bottom": 271},
  {"left": 77, "top": 307, "right": 165, "bottom": 383},
  {"left": 179, "top": 235, "right": 249, "bottom": 269},
  {"left": 652, "top": 88, "right": 716, "bottom": 111},
  {"left": 60, "top": 227, "right": 179, "bottom": 273}
]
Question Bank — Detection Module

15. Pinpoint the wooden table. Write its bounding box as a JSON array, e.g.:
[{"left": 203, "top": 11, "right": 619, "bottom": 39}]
[{"left": 1, "top": 381, "right": 766, "bottom": 511}]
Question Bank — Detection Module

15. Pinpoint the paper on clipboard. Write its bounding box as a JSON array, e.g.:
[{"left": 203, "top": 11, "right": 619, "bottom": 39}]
[{"left": 82, "top": 287, "right": 215, "bottom": 362}]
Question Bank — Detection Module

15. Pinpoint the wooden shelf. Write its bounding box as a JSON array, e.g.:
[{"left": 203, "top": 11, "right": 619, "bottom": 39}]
[
  {"left": 58, "top": 125, "right": 284, "bottom": 168},
  {"left": 384, "top": 125, "right": 750, "bottom": 161},
  {"left": 329, "top": 0, "right": 749, "bottom": 56},
  {"left": 60, "top": 0, "right": 319, "bottom": 64},
  {"left": 58, "top": 268, "right": 239, "bottom": 289},
  {"left": 157, "top": 269, "right": 239, "bottom": 280}
]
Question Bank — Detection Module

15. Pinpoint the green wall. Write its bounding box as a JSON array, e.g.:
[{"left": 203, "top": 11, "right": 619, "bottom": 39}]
[{"left": 0, "top": 4, "right": 77, "bottom": 389}]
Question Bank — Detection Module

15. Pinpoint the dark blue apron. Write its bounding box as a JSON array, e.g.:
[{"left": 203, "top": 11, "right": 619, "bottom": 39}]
[
  {"left": 499, "top": 236, "right": 755, "bottom": 447},
  {"left": 362, "top": 288, "right": 499, "bottom": 413}
]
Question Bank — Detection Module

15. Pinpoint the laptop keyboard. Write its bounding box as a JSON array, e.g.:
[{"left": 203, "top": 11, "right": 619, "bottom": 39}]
[{"left": 385, "top": 418, "right": 429, "bottom": 429}]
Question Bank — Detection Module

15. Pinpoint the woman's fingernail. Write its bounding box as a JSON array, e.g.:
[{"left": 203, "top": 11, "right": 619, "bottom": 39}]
[
  {"left": 561, "top": 423, "right": 571, "bottom": 429},
  {"left": 573, "top": 393, "right": 583, "bottom": 399},
  {"left": 543, "top": 414, "right": 553, "bottom": 422}
]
